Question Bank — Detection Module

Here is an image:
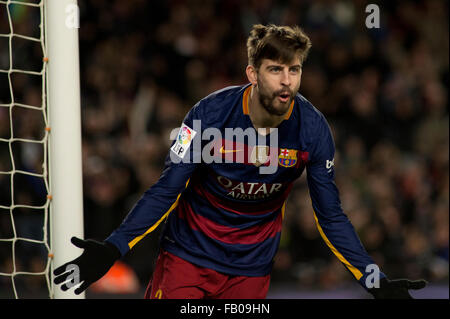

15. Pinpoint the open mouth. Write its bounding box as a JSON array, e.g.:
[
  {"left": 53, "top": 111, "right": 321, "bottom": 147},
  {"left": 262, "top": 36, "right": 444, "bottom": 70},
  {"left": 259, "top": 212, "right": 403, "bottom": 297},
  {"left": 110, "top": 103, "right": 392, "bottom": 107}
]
[{"left": 278, "top": 93, "right": 290, "bottom": 103}]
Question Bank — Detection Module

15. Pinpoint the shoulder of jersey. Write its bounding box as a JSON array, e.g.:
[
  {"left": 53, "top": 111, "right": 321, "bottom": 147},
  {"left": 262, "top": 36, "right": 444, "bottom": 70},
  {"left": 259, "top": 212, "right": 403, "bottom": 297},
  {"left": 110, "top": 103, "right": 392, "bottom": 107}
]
[
  {"left": 295, "top": 93, "right": 329, "bottom": 145},
  {"left": 192, "top": 85, "right": 248, "bottom": 127},
  {"left": 295, "top": 93, "right": 327, "bottom": 125}
]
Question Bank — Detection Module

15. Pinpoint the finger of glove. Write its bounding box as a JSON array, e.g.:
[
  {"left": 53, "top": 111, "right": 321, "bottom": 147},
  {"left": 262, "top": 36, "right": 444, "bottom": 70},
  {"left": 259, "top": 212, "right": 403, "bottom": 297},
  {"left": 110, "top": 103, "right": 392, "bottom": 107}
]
[
  {"left": 391, "top": 279, "right": 427, "bottom": 290},
  {"left": 59, "top": 277, "right": 82, "bottom": 291},
  {"left": 53, "top": 264, "right": 69, "bottom": 276},
  {"left": 60, "top": 282, "right": 72, "bottom": 291},
  {"left": 54, "top": 272, "right": 71, "bottom": 285},
  {"left": 389, "top": 279, "right": 412, "bottom": 289},
  {"left": 53, "top": 257, "right": 81, "bottom": 276},
  {"left": 74, "top": 281, "right": 91, "bottom": 295},
  {"left": 406, "top": 279, "right": 427, "bottom": 290},
  {"left": 53, "top": 264, "right": 82, "bottom": 285},
  {"left": 71, "top": 236, "right": 88, "bottom": 249}
]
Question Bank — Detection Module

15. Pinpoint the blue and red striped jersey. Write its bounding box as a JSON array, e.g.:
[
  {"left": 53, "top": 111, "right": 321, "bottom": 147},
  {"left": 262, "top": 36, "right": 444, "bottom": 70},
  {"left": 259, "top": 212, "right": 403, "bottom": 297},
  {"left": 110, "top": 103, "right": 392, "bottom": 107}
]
[{"left": 105, "top": 84, "right": 385, "bottom": 288}]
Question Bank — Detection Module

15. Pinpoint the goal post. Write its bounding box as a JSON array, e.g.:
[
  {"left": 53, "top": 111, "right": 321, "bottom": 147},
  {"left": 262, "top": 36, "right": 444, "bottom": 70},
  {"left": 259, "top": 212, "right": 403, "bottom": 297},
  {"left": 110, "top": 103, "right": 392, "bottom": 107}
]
[
  {"left": 45, "top": 0, "right": 84, "bottom": 299},
  {"left": 0, "top": 0, "right": 84, "bottom": 299}
]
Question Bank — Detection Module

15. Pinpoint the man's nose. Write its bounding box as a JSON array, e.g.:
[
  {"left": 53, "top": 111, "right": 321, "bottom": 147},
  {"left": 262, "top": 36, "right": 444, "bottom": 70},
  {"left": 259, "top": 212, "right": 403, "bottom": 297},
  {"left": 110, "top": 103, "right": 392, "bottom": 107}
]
[{"left": 280, "top": 69, "right": 291, "bottom": 86}]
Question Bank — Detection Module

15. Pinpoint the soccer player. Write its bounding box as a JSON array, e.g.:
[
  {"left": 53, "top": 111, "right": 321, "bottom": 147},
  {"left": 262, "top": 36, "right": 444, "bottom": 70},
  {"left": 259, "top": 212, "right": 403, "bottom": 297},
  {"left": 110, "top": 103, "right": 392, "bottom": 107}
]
[{"left": 53, "top": 24, "right": 427, "bottom": 299}]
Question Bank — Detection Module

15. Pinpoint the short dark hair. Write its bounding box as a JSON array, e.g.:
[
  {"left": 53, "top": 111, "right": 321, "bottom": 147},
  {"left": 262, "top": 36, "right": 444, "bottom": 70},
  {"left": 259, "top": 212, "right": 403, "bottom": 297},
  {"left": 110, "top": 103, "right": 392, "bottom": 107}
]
[{"left": 247, "top": 24, "right": 312, "bottom": 69}]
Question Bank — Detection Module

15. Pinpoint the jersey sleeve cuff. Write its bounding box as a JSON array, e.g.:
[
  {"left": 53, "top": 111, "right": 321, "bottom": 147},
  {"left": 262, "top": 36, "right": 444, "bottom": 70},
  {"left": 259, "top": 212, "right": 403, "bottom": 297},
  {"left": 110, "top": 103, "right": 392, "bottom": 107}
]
[{"left": 104, "top": 235, "right": 130, "bottom": 257}]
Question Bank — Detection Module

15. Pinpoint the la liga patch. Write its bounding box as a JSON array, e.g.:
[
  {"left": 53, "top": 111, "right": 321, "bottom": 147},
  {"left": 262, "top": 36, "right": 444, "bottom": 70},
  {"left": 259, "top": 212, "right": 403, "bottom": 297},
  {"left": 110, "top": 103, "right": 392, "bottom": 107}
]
[{"left": 171, "top": 123, "right": 197, "bottom": 159}]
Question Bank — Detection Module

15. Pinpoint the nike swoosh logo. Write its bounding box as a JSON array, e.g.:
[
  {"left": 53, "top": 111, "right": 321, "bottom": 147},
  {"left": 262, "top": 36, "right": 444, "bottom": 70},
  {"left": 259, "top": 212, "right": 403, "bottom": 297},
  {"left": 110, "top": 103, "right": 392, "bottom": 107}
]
[{"left": 220, "top": 146, "right": 242, "bottom": 154}]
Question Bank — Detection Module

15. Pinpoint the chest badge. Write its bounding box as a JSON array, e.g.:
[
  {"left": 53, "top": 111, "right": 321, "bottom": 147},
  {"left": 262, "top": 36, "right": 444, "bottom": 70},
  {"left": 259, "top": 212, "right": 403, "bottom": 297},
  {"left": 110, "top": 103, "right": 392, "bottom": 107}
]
[{"left": 279, "top": 148, "right": 298, "bottom": 167}]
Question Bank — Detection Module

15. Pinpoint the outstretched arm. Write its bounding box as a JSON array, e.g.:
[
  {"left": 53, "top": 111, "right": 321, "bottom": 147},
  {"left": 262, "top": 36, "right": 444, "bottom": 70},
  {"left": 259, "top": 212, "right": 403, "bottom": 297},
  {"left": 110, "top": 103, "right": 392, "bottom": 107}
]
[
  {"left": 53, "top": 103, "right": 203, "bottom": 294},
  {"left": 306, "top": 114, "right": 426, "bottom": 298}
]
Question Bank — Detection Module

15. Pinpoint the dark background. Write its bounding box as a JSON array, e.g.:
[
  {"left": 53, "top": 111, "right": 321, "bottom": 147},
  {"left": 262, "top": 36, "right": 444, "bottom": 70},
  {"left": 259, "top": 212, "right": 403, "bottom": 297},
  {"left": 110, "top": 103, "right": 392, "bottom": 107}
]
[{"left": 0, "top": 0, "right": 448, "bottom": 298}]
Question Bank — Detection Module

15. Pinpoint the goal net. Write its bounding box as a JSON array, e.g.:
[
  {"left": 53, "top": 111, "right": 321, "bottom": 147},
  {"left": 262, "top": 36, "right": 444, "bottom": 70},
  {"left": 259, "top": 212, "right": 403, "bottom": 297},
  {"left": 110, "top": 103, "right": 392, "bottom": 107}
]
[
  {"left": 0, "top": 0, "right": 84, "bottom": 299},
  {"left": 0, "top": 0, "right": 52, "bottom": 299}
]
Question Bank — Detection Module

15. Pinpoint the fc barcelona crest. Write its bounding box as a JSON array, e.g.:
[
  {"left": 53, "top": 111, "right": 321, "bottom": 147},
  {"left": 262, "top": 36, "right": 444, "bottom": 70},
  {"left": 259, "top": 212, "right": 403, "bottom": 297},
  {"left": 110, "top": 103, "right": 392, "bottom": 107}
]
[{"left": 278, "top": 148, "right": 298, "bottom": 167}]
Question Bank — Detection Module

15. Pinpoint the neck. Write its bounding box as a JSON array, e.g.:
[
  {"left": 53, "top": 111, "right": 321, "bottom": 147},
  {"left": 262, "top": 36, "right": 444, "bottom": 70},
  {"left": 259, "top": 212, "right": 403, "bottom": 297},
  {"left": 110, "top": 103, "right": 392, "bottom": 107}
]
[{"left": 248, "top": 86, "right": 285, "bottom": 135}]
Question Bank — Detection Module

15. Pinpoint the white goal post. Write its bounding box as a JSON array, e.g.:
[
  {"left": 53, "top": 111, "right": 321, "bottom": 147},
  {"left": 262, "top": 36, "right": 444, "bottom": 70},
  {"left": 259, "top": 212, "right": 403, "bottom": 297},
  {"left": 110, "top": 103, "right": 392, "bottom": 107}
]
[
  {"left": 45, "top": 0, "right": 84, "bottom": 299},
  {"left": 0, "top": 0, "right": 84, "bottom": 299}
]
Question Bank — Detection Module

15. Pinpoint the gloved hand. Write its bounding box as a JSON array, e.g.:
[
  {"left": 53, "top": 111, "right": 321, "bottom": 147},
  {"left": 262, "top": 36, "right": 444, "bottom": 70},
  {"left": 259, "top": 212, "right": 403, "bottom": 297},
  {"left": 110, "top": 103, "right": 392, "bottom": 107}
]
[
  {"left": 368, "top": 277, "right": 427, "bottom": 299},
  {"left": 53, "top": 236, "right": 121, "bottom": 295}
]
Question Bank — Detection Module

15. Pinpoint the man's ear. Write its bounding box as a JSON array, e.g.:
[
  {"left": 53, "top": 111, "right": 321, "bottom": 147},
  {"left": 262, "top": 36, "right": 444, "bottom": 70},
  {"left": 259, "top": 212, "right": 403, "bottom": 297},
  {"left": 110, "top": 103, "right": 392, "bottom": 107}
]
[{"left": 246, "top": 65, "right": 258, "bottom": 85}]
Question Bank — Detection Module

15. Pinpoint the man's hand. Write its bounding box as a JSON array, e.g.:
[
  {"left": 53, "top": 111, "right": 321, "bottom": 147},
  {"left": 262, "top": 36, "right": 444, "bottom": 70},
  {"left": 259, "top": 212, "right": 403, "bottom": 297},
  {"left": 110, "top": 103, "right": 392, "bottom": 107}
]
[
  {"left": 368, "top": 277, "right": 428, "bottom": 299},
  {"left": 53, "top": 237, "right": 121, "bottom": 295}
]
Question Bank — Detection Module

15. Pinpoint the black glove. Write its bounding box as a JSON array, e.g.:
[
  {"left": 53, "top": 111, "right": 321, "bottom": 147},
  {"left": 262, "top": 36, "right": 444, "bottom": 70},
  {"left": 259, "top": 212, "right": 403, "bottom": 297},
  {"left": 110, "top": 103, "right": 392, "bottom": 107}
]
[
  {"left": 53, "top": 236, "right": 121, "bottom": 295},
  {"left": 368, "top": 277, "right": 427, "bottom": 299}
]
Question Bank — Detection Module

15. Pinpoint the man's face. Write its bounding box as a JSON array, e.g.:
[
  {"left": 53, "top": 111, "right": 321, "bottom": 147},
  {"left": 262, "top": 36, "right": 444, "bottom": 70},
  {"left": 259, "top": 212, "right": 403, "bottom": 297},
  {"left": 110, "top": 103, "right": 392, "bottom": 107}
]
[{"left": 255, "top": 58, "right": 302, "bottom": 116}]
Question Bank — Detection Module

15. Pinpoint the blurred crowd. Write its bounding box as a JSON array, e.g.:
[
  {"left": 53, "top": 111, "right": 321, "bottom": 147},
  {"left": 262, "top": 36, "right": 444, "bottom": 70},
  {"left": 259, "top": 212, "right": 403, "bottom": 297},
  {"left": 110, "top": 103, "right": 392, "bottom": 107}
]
[{"left": 0, "top": 0, "right": 448, "bottom": 297}]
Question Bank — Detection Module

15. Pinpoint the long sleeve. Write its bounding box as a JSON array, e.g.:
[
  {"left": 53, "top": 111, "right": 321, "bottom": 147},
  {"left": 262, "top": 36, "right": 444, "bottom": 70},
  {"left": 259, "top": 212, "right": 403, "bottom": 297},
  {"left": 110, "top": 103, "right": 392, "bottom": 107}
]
[
  {"left": 306, "top": 114, "right": 386, "bottom": 289},
  {"left": 105, "top": 104, "right": 203, "bottom": 256}
]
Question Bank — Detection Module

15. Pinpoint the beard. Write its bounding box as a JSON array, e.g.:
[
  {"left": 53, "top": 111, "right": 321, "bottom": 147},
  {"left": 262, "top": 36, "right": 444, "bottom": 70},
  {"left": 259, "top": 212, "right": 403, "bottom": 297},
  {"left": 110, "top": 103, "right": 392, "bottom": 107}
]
[{"left": 257, "top": 80, "right": 296, "bottom": 116}]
